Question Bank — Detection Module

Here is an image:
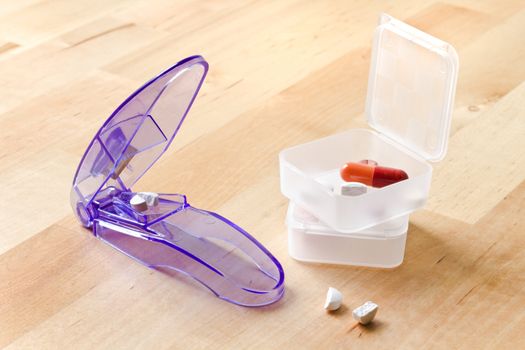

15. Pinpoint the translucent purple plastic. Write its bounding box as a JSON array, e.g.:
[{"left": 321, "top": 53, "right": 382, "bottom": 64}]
[{"left": 71, "top": 56, "right": 284, "bottom": 307}]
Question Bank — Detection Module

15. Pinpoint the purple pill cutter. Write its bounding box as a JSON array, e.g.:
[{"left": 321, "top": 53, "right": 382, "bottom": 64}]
[{"left": 70, "top": 56, "right": 284, "bottom": 307}]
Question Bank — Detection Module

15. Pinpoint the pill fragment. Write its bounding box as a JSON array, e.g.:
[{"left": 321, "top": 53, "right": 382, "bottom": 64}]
[
  {"left": 324, "top": 287, "right": 343, "bottom": 311},
  {"left": 138, "top": 192, "right": 159, "bottom": 206},
  {"left": 352, "top": 301, "right": 378, "bottom": 325},
  {"left": 340, "top": 162, "right": 408, "bottom": 188},
  {"left": 130, "top": 194, "right": 148, "bottom": 212},
  {"left": 359, "top": 159, "right": 378, "bottom": 166},
  {"left": 339, "top": 182, "right": 367, "bottom": 196}
]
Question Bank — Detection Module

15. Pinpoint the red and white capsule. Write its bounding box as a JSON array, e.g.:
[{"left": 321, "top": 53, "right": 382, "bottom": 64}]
[{"left": 340, "top": 162, "right": 408, "bottom": 188}]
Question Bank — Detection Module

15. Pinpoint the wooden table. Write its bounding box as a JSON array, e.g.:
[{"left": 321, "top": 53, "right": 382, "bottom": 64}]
[{"left": 1, "top": 1, "right": 525, "bottom": 349}]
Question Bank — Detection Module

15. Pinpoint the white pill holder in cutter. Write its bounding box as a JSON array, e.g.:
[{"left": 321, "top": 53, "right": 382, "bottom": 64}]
[{"left": 279, "top": 14, "right": 458, "bottom": 266}]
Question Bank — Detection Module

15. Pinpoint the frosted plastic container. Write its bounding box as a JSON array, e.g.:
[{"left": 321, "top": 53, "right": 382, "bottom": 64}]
[
  {"left": 279, "top": 13, "right": 458, "bottom": 233},
  {"left": 287, "top": 203, "right": 408, "bottom": 267}
]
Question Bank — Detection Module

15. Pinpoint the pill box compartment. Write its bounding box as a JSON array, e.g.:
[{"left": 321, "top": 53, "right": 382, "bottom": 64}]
[
  {"left": 280, "top": 129, "right": 431, "bottom": 232},
  {"left": 286, "top": 203, "right": 409, "bottom": 267},
  {"left": 279, "top": 13, "right": 458, "bottom": 233}
]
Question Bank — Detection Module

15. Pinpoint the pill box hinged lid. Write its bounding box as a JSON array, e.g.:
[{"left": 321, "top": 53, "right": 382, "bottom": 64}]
[{"left": 365, "top": 14, "right": 459, "bottom": 162}]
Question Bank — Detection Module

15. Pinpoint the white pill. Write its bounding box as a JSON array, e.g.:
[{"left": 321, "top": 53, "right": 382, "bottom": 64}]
[
  {"left": 138, "top": 192, "right": 159, "bottom": 206},
  {"left": 324, "top": 287, "right": 343, "bottom": 311},
  {"left": 130, "top": 194, "right": 148, "bottom": 212},
  {"left": 352, "top": 301, "right": 378, "bottom": 325},
  {"left": 340, "top": 182, "right": 367, "bottom": 196}
]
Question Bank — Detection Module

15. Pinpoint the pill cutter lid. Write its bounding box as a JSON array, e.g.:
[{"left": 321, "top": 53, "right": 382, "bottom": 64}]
[
  {"left": 365, "top": 14, "right": 459, "bottom": 162},
  {"left": 71, "top": 56, "right": 208, "bottom": 211}
]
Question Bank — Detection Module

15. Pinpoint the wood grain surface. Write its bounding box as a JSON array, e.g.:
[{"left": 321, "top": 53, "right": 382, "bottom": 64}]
[{"left": 1, "top": 1, "right": 525, "bottom": 349}]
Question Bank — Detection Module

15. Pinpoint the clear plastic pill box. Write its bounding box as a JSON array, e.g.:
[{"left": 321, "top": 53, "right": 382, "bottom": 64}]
[{"left": 279, "top": 14, "right": 458, "bottom": 266}]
